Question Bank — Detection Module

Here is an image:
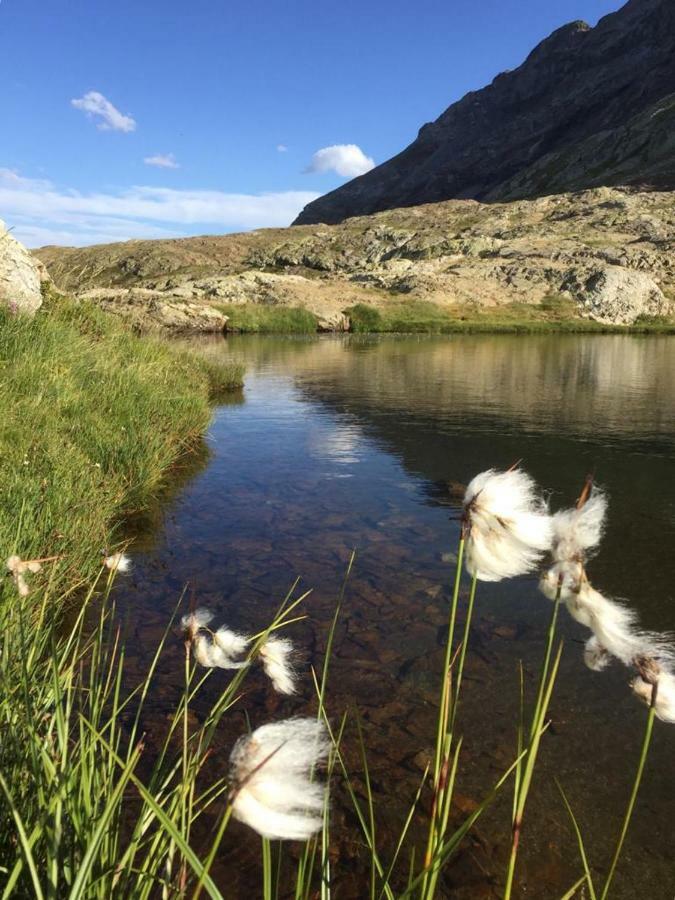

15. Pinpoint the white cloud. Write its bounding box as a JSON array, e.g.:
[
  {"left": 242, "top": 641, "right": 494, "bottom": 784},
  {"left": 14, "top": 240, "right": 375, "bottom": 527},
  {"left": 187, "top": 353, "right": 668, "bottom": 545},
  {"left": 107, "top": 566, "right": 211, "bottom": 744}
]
[
  {"left": 305, "top": 144, "right": 374, "bottom": 178},
  {"left": 277, "top": 144, "right": 288, "bottom": 153},
  {"left": 144, "top": 153, "right": 179, "bottom": 169},
  {"left": 0, "top": 168, "right": 319, "bottom": 247},
  {"left": 71, "top": 91, "right": 136, "bottom": 133}
]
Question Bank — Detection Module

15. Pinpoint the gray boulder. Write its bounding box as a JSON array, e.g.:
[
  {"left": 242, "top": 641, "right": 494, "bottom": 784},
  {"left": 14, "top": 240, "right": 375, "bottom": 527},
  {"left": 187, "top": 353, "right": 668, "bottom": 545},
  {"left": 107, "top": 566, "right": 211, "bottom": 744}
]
[
  {"left": 0, "top": 220, "right": 43, "bottom": 315},
  {"left": 568, "top": 265, "right": 669, "bottom": 324}
]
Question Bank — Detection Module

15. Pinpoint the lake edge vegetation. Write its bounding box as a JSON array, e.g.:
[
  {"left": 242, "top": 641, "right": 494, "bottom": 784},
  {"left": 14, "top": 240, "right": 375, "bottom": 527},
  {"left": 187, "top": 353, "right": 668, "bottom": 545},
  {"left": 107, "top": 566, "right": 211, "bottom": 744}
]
[
  {"left": 213, "top": 299, "right": 675, "bottom": 335},
  {"left": 0, "top": 293, "right": 244, "bottom": 599}
]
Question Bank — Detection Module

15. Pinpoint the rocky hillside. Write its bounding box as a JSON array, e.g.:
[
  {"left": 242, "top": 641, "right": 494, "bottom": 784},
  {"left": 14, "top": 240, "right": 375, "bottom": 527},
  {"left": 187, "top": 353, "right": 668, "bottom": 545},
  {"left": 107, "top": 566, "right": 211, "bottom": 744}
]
[
  {"left": 35, "top": 187, "right": 674, "bottom": 329},
  {"left": 294, "top": 0, "right": 675, "bottom": 225}
]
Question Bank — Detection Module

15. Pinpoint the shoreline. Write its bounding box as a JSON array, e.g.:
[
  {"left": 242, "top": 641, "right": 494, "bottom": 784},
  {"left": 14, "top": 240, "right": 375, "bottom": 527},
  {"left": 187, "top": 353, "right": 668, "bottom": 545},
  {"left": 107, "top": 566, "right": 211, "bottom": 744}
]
[{"left": 0, "top": 295, "right": 244, "bottom": 602}]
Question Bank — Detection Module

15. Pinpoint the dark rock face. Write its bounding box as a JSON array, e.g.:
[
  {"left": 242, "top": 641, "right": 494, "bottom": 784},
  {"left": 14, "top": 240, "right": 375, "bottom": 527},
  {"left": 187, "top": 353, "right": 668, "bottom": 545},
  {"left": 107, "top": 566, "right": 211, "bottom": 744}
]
[{"left": 294, "top": 0, "right": 675, "bottom": 225}]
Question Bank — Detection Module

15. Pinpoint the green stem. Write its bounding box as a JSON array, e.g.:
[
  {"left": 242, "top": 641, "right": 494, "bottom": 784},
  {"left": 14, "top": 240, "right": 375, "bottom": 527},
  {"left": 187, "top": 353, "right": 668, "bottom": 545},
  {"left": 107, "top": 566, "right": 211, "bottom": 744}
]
[
  {"left": 263, "top": 838, "right": 273, "bottom": 900},
  {"left": 599, "top": 704, "right": 656, "bottom": 900},
  {"left": 190, "top": 803, "right": 233, "bottom": 900},
  {"left": 421, "top": 535, "right": 465, "bottom": 897},
  {"left": 503, "top": 593, "right": 563, "bottom": 900},
  {"left": 448, "top": 571, "right": 478, "bottom": 735},
  {"left": 432, "top": 536, "right": 466, "bottom": 784}
]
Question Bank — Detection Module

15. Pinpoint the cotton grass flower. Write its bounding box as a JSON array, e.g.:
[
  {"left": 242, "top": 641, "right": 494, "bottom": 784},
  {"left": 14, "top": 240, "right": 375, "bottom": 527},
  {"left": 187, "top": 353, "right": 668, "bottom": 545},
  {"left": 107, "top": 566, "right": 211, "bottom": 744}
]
[
  {"left": 550, "top": 487, "right": 607, "bottom": 564},
  {"left": 631, "top": 658, "right": 675, "bottom": 723},
  {"left": 193, "top": 627, "right": 250, "bottom": 670},
  {"left": 214, "top": 626, "right": 249, "bottom": 660},
  {"left": 180, "top": 608, "right": 214, "bottom": 642},
  {"left": 179, "top": 611, "right": 251, "bottom": 670},
  {"left": 538, "top": 560, "right": 584, "bottom": 602},
  {"left": 462, "top": 468, "right": 553, "bottom": 582},
  {"left": 6, "top": 555, "right": 42, "bottom": 597},
  {"left": 260, "top": 636, "right": 296, "bottom": 694},
  {"left": 103, "top": 551, "right": 132, "bottom": 573},
  {"left": 229, "top": 717, "right": 329, "bottom": 840},
  {"left": 584, "top": 635, "right": 611, "bottom": 672}
]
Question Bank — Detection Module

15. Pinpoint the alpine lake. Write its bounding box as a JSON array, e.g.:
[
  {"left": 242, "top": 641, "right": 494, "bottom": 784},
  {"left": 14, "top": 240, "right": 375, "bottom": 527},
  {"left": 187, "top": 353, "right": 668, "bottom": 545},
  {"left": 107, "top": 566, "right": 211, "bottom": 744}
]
[{"left": 110, "top": 333, "right": 675, "bottom": 899}]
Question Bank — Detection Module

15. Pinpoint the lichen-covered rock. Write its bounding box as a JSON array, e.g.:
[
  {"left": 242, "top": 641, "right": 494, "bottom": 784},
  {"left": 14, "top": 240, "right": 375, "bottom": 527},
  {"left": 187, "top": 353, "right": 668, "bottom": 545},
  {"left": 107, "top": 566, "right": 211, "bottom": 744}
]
[
  {"left": 0, "top": 220, "right": 43, "bottom": 315},
  {"left": 567, "top": 266, "right": 669, "bottom": 324},
  {"left": 317, "top": 312, "right": 351, "bottom": 332},
  {"left": 79, "top": 288, "right": 228, "bottom": 333}
]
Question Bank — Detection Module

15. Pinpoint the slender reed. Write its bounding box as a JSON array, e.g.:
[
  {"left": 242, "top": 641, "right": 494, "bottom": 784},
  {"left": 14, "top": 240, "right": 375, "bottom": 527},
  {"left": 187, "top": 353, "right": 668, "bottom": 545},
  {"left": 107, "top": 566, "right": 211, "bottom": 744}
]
[{"left": 600, "top": 702, "right": 656, "bottom": 900}]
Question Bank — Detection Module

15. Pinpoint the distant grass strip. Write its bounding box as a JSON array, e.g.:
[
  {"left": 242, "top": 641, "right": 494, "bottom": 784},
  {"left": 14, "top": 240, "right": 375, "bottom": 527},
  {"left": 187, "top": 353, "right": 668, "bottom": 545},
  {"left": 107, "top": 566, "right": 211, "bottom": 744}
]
[
  {"left": 0, "top": 296, "right": 243, "bottom": 597},
  {"left": 217, "top": 303, "right": 319, "bottom": 334},
  {"left": 344, "top": 299, "right": 675, "bottom": 335}
]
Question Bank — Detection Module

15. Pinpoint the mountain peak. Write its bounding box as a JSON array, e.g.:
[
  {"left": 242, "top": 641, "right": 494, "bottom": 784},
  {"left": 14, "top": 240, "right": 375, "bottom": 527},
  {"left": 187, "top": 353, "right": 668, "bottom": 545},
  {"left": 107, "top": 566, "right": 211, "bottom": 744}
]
[{"left": 294, "top": 0, "right": 675, "bottom": 225}]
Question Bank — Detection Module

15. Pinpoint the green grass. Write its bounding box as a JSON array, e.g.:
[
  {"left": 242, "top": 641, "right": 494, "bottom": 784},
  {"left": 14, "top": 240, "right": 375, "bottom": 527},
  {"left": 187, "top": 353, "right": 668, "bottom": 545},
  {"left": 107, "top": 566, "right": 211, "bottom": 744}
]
[
  {"left": 0, "top": 295, "right": 244, "bottom": 596},
  {"left": 216, "top": 303, "right": 319, "bottom": 334},
  {"left": 344, "top": 300, "right": 675, "bottom": 335}
]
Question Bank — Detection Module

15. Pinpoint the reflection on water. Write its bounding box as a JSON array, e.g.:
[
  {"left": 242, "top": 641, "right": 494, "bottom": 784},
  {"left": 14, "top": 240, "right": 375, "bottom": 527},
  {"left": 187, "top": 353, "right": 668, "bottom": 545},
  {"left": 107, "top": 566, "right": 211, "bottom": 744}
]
[{"left": 113, "top": 334, "right": 674, "bottom": 899}]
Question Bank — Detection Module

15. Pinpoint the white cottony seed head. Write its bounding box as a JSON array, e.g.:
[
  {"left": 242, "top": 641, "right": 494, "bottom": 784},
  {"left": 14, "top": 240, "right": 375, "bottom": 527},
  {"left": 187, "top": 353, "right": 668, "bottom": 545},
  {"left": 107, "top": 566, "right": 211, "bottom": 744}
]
[
  {"left": 104, "top": 552, "right": 132, "bottom": 574},
  {"left": 632, "top": 670, "right": 675, "bottom": 724},
  {"left": 260, "top": 636, "right": 296, "bottom": 695},
  {"left": 463, "top": 469, "right": 553, "bottom": 582},
  {"left": 180, "top": 608, "right": 214, "bottom": 641},
  {"left": 539, "top": 560, "right": 584, "bottom": 601},
  {"left": 229, "top": 717, "right": 329, "bottom": 840},
  {"left": 550, "top": 489, "right": 607, "bottom": 564},
  {"left": 583, "top": 635, "right": 611, "bottom": 672},
  {"left": 193, "top": 627, "right": 250, "bottom": 670}
]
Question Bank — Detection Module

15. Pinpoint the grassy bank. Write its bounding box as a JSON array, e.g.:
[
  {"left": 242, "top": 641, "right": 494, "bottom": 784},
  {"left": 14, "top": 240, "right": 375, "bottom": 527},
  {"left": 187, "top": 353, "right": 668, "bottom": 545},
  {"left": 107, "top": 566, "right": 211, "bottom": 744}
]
[
  {"left": 209, "top": 298, "right": 675, "bottom": 335},
  {"left": 344, "top": 299, "right": 675, "bottom": 334},
  {"left": 216, "top": 303, "right": 319, "bottom": 334},
  {"left": 0, "top": 296, "right": 244, "bottom": 597}
]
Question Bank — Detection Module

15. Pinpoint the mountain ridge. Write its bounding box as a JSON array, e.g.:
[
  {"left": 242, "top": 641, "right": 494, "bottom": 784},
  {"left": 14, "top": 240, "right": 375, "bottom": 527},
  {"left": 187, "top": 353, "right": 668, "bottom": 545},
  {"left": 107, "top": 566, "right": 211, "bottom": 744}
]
[{"left": 293, "top": 0, "right": 675, "bottom": 225}]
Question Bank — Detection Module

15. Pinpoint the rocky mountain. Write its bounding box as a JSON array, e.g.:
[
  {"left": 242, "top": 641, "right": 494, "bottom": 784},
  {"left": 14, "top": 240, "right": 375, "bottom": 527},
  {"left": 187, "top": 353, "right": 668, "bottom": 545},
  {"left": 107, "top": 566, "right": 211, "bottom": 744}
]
[
  {"left": 35, "top": 187, "right": 674, "bottom": 329},
  {"left": 293, "top": 0, "right": 675, "bottom": 225}
]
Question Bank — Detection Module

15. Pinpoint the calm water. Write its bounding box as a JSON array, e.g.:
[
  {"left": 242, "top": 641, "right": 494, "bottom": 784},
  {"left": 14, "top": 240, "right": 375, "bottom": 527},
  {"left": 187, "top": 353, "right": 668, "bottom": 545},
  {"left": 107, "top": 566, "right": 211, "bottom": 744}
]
[{"left": 113, "top": 334, "right": 674, "bottom": 898}]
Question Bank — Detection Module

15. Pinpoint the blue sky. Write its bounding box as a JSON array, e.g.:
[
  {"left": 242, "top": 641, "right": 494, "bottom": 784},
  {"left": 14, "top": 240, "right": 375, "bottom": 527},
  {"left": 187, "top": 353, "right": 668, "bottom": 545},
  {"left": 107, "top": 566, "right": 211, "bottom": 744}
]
[{"left": 1, "top": 0, "right": 621, "bottom": 246}]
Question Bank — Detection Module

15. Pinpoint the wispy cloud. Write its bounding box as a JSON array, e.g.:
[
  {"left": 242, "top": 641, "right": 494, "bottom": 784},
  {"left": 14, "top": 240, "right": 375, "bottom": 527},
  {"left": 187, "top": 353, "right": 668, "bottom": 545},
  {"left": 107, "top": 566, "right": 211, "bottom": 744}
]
[
  {"left": 144, "top": 153, "right": 179, "bottom": 169},
  {"left": 71, "top": 91, "right": 136, "bottom": 133},
  {"left": 276, "top": 144, "right": 288, "bottom": 153},
  {"left": 0, "top": 169, "right": 319, "bottom": 247},
  {"left": 305, "top": 144, "right": 374, "bottom": 178}
]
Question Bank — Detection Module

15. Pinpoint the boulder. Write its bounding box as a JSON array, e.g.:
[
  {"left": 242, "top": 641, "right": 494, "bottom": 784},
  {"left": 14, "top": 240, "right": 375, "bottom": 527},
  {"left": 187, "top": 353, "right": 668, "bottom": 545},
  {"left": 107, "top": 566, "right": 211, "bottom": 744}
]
[
  {"left": 79, "top": 288, "right": 228, "bottom": 333},
  {"left": 317, "top": 312, "right": 351, "bottom": 332},
  {"left": 0, "top": 220, "right": 43, "bottom": 315},
  {"left": 568, "top": 266, "right": 670, "bottom": 325}
]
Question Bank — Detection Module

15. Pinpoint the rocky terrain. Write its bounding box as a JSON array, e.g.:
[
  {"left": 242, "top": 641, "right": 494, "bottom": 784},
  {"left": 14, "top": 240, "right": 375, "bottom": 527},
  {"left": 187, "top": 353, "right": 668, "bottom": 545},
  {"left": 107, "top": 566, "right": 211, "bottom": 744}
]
[
  {"left": 294, "top": 0, "right": 675, "bottom": 225},
  {"left": 34, "top": 187, "right": 675, "bottom": 329},
  {"left": 1, "top": 219, "right": 48, "bottom": 315}
]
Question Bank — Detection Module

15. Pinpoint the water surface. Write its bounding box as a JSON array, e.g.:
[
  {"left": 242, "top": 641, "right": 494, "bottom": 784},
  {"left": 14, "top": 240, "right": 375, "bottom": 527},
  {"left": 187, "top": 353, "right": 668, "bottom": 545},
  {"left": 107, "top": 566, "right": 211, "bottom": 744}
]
[{"left": 113, "top": 334, "right": 675, "bottom": 898}]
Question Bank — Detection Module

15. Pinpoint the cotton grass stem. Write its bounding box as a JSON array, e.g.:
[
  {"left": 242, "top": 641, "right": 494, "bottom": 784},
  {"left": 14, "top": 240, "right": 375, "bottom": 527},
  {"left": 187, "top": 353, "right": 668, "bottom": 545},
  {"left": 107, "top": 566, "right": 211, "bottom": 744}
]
[
  {"left": 503, "top": 590, "right": 563, "bottom": 900},
  {"left": 599, "top": 703, "right": 656, "bottom": 900}
]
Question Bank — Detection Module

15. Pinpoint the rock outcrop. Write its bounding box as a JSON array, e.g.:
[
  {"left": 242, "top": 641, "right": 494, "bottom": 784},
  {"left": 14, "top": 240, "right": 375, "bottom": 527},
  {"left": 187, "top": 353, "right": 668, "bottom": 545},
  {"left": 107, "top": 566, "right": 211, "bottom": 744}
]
[
  {"left": 0, "top": 220, "right": 44, "bottom": 315},
  {"left": 563, "top": 267, "right": 667, "bottom": 325},
  {"left": 293, "top": 0, "right": 675, "bottom": 225},
  {"left": 79, "top": 288, "right": 229, "bottom": 333},
  {"left": 34, "top": 188, "right": 675, "bottom": 327}
]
